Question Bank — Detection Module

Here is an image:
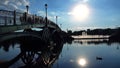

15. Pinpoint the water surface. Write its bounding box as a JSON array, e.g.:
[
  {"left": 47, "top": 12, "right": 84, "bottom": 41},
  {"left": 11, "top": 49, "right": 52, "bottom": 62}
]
[{"left": 0, "top": 39, "right": 120, "bottom": 68}]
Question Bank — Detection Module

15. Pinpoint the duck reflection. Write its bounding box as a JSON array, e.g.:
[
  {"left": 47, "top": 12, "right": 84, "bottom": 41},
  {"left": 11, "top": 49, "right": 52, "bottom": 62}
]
[{"left": 0, "top": 39, "right": 64, "bottom": 68}]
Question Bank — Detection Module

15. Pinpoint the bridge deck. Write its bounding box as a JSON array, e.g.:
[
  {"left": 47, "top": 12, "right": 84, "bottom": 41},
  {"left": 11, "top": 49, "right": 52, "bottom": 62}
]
[{"left": 0, "top": 24, "right": 61, "bottom": 34}]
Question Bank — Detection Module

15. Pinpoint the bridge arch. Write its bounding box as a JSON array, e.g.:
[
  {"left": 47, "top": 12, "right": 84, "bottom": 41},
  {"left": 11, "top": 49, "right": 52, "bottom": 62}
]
[{"left": 0, "top": 32, "right": 44, "bottom": 43}]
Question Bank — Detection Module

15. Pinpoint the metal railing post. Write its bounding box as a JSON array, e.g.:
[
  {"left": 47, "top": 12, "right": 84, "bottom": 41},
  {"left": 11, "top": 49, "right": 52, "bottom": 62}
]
[{"left": 13, "top": 10, "right": 16, "bottom": 25}]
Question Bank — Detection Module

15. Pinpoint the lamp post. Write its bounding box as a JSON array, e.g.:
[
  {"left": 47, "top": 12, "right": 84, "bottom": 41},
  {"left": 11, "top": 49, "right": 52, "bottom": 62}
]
[
  {"left": 13, "top": 10, "right": 16, "bottom": 25},
  {"left": 56, "top": 16, "right": 58, "bottom": 28},
  {"left": 45, "top": 4, "right": 48, "bottom": 27},
  {"left": 26, "top": 5, "right": 29, "bottom": 14},
  {"left": 60, "top": 24, "right": 62, "bottom": 28},
  {"left": 56, "top": 16, "right": 58, "bottom": 25}
]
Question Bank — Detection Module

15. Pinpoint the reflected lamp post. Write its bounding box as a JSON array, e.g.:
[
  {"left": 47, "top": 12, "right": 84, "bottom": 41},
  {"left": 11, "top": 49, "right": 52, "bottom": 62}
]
[{"left": 45, "top": 4, "right": 48, "bottom": 27}]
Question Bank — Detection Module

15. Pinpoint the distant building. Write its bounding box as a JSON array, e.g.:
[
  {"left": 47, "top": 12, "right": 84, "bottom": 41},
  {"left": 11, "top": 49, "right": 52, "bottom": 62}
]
[{"left": 82, "top": 31, "right": 87, "bottom": 35}]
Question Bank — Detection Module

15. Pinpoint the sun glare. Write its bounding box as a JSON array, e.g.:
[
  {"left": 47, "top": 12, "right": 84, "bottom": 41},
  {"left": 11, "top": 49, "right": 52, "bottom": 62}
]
[
  {"left": 83, "top": 0, "right": 89, "bottom": 3},
  {"left": 70, "top": 4, "right": 90, "bottom": 21}
]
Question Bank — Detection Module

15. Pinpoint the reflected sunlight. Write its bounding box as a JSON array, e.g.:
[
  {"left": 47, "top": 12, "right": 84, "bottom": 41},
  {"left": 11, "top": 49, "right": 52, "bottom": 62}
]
[
  {"left": 70, "top": 4, "right": 90, "bottom": 21},
  {"left": 78, "top": 58, "right": 87, "bottom": 66}
]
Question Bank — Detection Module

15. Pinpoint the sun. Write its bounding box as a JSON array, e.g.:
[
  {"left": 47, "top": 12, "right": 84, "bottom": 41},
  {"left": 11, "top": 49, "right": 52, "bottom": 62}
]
[{"left": 70, "top": 4, "right": 90, "bottom": 21}]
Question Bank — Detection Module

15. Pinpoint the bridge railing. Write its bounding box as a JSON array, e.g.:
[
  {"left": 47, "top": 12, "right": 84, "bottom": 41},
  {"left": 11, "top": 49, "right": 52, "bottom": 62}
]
[
  {"left": 0, "top": 10, "right": 22, "bottom": 26},
  {"left": 0, "top": 10, "right": 61, "bottom": 34},
  {"left": 0, "top": 10, "right": 59, "bottom": 28}
]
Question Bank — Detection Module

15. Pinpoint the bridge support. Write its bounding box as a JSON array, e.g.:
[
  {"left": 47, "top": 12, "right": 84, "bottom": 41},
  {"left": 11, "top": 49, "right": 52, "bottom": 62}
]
[{"left": 42, "top": 27, "right": 51, "bottom": 42}]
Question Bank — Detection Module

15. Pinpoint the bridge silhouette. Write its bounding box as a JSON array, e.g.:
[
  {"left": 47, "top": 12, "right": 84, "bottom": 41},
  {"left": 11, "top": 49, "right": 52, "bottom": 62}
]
[{"left": 0, "top": 9, "right": 62, "bottom": 43}]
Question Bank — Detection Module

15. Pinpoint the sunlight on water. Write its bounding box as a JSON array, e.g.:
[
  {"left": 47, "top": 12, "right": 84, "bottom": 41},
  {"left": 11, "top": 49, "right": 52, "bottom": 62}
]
[{"left": 78, "top": 58, "right": 87, "bottom": 66}]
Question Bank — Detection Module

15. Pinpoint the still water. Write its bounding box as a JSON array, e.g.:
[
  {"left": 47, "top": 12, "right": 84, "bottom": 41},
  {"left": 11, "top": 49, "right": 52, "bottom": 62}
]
[{"left": 0, "top": 39, "right": 120, "bottom": 68}]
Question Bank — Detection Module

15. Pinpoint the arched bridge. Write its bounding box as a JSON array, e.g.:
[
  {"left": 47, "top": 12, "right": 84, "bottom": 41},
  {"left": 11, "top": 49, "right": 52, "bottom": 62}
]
[
  {"left": 0, "top": 10, "right": 61, "bottom": 34},
  {"left": 0, "top": 10, "right": 63, "bottom": 43}
]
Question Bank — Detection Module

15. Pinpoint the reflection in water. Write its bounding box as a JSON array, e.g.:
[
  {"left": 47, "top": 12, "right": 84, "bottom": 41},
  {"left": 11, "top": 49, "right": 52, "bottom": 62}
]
[
  {"left": 0, "top": 38, "right": 64, "bottom": 68},
  {"left": 117, "top": 45, "right": 119, "bottom": 50},
  {"left": 74, "top": 39, "right": 108, "bottom": 44},
  {"left": 20, "top": 42, "right": 63, "bottom": 68},
  {"left": 0, "top": 40, "right": 17, "bottom": 52},
  {"left": 78, "top": 58, "right": 87, "bottom": 67},
  {"left": 74, "top": 39, "right": 120, "bottom": 45},
  {"left": 0, "top": 38, "right": 120, "bottom": 68}
]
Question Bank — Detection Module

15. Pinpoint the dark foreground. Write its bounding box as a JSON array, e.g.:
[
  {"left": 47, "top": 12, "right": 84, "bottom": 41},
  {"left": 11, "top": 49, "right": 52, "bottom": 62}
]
[{"left": 0, "top": 38, "right": 120, "bottom": 68}]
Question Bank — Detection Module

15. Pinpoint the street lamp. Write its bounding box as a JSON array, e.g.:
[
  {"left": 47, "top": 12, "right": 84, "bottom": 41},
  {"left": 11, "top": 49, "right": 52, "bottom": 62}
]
[
  {"left": 60, "top": 24, "right": 62, "bottom": 28},
  {"left": 45, "top": 4, "right": 48, "bottom": 27},
  {"left": 26, "top": 5, "right": 29, "bottom": 14},
  {"left": 56, "top": 16, "right": 58, "bottom": 28},
  {"left": 56, "top": 16, "right": 58, "bottom": 25}
]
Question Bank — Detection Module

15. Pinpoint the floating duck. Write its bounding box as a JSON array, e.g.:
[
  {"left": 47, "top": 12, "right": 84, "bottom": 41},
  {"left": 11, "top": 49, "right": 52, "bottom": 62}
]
[{"left": 96, "top": 57, "right": 103, "bottom": 60}]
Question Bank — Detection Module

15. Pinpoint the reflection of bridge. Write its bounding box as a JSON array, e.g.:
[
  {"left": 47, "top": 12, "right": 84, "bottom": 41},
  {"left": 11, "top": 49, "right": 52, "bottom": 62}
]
[
  {"left": 0, "top": 39, "right": 64, "bottom": 68},
  {"left": 0, "top": 10, "right": 62, "bottom": 42},
  {"left": 72, "top": 35, "right": 110, "bottom": 39}
]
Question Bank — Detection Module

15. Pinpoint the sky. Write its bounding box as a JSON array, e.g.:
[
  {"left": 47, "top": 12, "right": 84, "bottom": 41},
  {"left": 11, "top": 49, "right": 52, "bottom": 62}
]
[{"left": 0, "top": 0, "right": 120, "bottom": 31}]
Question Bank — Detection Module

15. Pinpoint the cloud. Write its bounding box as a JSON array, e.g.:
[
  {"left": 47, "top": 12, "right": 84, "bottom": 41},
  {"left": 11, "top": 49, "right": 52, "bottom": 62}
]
[
  {"left": 37, "top": 11, "right": 58, "bottom": 16},
  {"left": 9, "top": 3, "right": 18, "bottom": 9},
  {"left": 19, "top": 0, "right": 29, "bottom": 6},
  {"left": 37, "top": 10, "right": 64, "bottom": 21},
  {"left": 37, "top": 10, "right": 55, "bottom": 21},
  {"left": 37, "top": 10, "right": 46, "bottom": 17},
  {"left": 4, "top": 0, "right": 9, "bottom": 5},
  {"left": 50, "top": 12, "right": 56, "bottom": 15},
  {"left": 0, "top": 0, "right": 30, "bottom": 12},
  {"left": 83, "top": 0, "right": 89, "bottom": 3},
  {"left": 71, "top": 0, "right": 89, "bottom": 3}
]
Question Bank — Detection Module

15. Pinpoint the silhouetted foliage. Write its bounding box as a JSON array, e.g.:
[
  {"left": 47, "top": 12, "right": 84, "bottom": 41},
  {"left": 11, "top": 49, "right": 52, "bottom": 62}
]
[
  {"left": 67, "top": 30, "right": 72, "bottom": 35},
  {"left": 109, "top": 27, "right": 120, "bottom": 41},
  {"left": 72, "top": 30, "right": 85, "bottom": 35},
  {"left": 71, "top": 27, "right": 119, "bottom": 35}
]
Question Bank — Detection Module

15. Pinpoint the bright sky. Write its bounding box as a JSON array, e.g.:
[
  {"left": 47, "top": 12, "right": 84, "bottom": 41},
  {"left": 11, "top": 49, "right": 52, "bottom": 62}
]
[{"left": 0, "top": 0, "right": 120, "bottom": 31}]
